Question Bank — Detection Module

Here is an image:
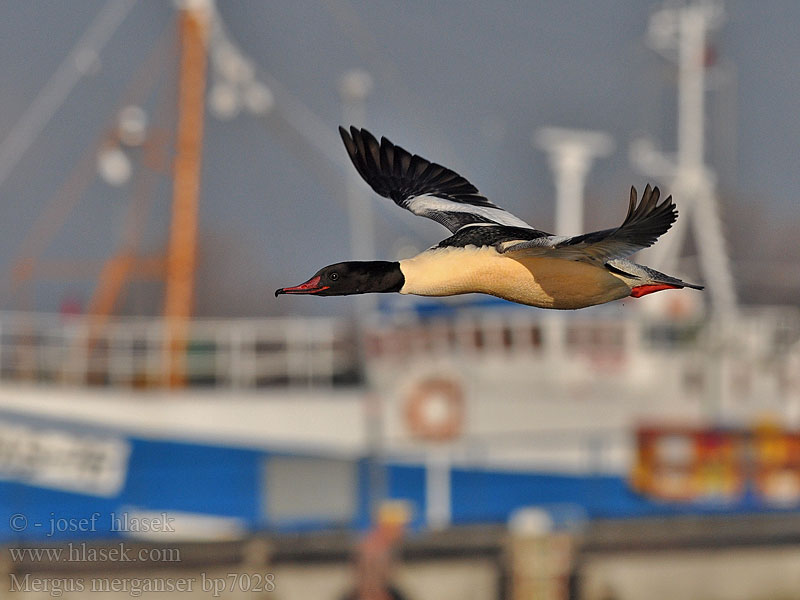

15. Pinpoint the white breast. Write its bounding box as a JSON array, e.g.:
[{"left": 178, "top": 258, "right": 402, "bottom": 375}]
[
  {"left": 398, "top": 246, "right": 630, "bottom": 309},
  {"left": 399, "top": 247, "right": 554, "bottom": 307}
]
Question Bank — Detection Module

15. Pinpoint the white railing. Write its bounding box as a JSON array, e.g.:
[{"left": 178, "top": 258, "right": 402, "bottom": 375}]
[
  {"left": 1, "top": 307, "right": 798, "bottom": 396},
  {"left": 364, "top": 305, "right": 800, "bottom": 420},
  {"left": 366, "top": 305, "right": 800, "bottom": 362},
  {"left": 0, "top": 312, "right": 359, "bottom": 389}
]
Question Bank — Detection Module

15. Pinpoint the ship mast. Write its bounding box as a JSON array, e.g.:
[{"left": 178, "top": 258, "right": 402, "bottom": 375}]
[
  {"left": 163, "top": 0, "right": 211, "bottom": 386},
  {"left": 632, "top": 0, "right": 737, "bottom": 317}
]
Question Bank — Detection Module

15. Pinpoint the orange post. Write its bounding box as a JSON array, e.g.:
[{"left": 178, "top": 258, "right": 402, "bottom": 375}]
[{"left": 163, "top": 5, "right": 209, "bottom": 386}]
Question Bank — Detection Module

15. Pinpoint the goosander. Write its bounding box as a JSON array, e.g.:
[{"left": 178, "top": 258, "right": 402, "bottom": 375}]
[{"left": 275, "top": 127, "right": 702, "bottom": 309}]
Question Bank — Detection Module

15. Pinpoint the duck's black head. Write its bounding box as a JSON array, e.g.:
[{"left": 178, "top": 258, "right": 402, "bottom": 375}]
[{"left": 275, "top": 261, "right": 404, "bottom": 297}]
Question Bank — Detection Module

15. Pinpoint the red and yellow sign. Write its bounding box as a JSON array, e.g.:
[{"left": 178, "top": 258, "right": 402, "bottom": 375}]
[{"left": 631, "top": 424, "right": 800, "bottom": 506}]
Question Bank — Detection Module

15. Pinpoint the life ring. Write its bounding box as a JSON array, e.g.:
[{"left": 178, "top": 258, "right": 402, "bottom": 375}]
[{"left": 404, "top": 377, "right": 464, "bottom": 442}]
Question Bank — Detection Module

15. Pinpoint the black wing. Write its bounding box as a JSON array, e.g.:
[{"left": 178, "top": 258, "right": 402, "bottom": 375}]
[
  {"left": 500, "top": 185, "right": 677, "bottom": 263},
  {"left": 339, "top": 126, "right": 535, "bottom": 233}
]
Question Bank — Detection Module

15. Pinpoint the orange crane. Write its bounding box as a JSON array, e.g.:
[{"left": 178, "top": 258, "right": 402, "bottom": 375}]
[{"left": 6, "top": 3, "right": 210, "bottom": 387}]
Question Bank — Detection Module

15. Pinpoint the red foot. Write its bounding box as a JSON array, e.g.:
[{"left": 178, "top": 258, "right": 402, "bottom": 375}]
[{"left": 630, "top": 283, "right": 680, "bottom": 298}]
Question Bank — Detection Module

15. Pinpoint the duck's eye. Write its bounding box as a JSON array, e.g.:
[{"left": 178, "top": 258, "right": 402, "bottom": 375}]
[{"left": 329, "top": 272, "right": 339, "bottom": 281}]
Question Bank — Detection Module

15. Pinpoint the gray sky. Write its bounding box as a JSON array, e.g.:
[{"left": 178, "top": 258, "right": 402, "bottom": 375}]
[{"left": 0, "top": 1, "right": 798, "bottom": 316}]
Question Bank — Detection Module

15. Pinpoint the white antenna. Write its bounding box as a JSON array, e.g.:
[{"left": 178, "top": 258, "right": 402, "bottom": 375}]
[
  {"left": 534, "top": 127, "right": 614, "bottom": 236},
  {"left": 631, "top": 0, "right": 737, "bottom": 317}
]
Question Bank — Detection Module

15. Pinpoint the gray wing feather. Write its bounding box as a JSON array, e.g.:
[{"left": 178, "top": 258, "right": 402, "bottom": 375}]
[{"left": 499, "top": 184, "right": 677, "bottom": 264}]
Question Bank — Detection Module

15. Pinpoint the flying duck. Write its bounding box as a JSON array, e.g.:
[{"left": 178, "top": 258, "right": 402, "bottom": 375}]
[{"left": 275, "top": 127, "right": 703, "bottom": 309}]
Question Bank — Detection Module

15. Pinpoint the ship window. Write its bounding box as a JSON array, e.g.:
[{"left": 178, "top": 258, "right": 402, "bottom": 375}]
[{"left": 263, "top": 456, "right": 357, "bottom": 523}]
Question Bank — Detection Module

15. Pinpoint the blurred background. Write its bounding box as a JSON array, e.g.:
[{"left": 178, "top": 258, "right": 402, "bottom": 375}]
[{"left": 1, "top": 1, "right": 799, "bottom": 598}]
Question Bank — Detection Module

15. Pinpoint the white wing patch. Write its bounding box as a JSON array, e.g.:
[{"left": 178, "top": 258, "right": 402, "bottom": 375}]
[{"left": 410, "top": 194, "right": 534, "bottom": 230}]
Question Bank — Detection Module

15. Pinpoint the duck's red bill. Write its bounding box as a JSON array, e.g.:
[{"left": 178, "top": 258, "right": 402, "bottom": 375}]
[
  {"left": 275, "top": 276, "right": 330, "bottom": 296},
  {"left": 630, "top": 283, "right": 680, "bottom": 298}
]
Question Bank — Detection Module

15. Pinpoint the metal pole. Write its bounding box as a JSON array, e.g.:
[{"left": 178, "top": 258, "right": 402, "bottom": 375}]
[
  {"left": 339, "top": 70, "right": 376, "bottom": 265},
  {"left": 535, "top": 128, "right": 613, "bottom": 368},
  {"left": 640, "top": 2, "right": 737, "bottom": 316},
  {"left": 339, "top": 69, "right": 386, "bottom": 518},
  {"left": 535, "top": 128, "right": 614, "bottom": 237},
  {"left": 676, "top": 5, "right": 737, "bottom": 315},
  {"left": 678, "top": 7, "right": 706, "bottom": 171},
  {"left": 425, "top": 448, "right": 452, "bottom": 530}
]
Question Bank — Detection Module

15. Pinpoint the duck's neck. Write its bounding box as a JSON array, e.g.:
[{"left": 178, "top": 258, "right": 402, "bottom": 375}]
[
  {"left": 358, "top": 261, "right": 405, "bottom": 293},
  {"left": 398, "top": 248, "right": 486, "bottom": 296}
]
